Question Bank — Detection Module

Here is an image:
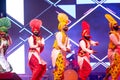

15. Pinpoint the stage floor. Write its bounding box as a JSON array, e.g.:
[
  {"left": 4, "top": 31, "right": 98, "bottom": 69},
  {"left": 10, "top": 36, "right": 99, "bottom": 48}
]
[{"left": 19, "top": 71, "right": 106, "bottom": 80}]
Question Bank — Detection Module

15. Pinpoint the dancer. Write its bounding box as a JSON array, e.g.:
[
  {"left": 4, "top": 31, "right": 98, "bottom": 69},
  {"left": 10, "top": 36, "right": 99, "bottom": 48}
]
[
  {"left": 51, "top": 13, "right": 71, "bottom": 80},
  {"left": 104, "top": 14, "right": 120, "bottom": 80},
  {"left": 28, "top": 19, "right": 46, "bottom": 80},
  {"left": 77, "top": 21, "right": 99, "bottom": 80},
  {"left": 0, "top": 17, "right": 12, "bottom": 72}
]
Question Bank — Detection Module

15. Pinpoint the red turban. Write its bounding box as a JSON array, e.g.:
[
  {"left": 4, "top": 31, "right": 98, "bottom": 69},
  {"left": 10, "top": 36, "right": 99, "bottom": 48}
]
[
  {"left": 29, "top": 19, "right": 42, "bottom": 32},
  {"left": 81, "top": 21, "right": 90, "bottom": 37}
]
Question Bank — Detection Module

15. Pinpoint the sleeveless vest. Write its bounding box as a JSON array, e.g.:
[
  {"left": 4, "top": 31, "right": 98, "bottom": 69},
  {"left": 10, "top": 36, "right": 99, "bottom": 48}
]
[
  {"left": 108, "top": 31, "right": 119, "bottom": 50},
  {"left": 78, "top": 39, "right": 90, "bottom": 57}
]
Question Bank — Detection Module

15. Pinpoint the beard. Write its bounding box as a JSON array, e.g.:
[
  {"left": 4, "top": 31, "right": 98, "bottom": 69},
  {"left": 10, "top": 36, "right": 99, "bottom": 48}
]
[
  {"left": 113, "top": 26, "right": 119, "bottom": 31},
  {"left": 33, "top": 31, "right": 40, "bottom": 36},
  {"left": 84, "top": 36, "right": 91, "bottom": 40},
  {"left": 63, "top": 26, "right": 68, "bottom": 32}
]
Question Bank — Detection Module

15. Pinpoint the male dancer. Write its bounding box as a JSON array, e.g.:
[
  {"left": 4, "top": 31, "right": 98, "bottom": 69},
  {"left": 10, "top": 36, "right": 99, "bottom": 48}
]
[
  {"left": 104, "top": 14, "right": 120, "bottom": 80},
  {"left": 28, "top": 19, "right": 46, "bottom": 80},
  {"left": 0, "top": 17, "right": 12, "bottom": 72},
  {"left": 77, "top": 21, "right": 99, "bottom": 80},
  {"left": 51, "top": 13, "right": 71, "bottom": 80}
]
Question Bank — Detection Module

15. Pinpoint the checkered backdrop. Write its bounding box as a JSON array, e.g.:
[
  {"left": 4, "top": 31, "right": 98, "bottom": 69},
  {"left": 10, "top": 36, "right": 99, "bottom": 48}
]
[{"left": 6, "top": 0, "right": 120, "bottom": 76}]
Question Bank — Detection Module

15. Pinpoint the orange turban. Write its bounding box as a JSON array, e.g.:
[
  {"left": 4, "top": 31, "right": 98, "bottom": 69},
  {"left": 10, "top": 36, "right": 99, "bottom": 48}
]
[{"left": 105, "top": 14, "right": 117, "bottom": 31}]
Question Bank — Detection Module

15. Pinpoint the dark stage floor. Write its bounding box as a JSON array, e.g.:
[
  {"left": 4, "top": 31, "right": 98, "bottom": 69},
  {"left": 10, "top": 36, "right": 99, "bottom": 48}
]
[
  {"left": 1, "top": 71, "right": 120, "bottom": 80},
  {"left": 19, "top": 71, "right": 106, "bottom": 80}
]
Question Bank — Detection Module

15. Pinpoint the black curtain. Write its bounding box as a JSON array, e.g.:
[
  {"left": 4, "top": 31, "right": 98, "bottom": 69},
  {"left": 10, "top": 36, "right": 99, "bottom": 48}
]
[{"left": 0, "top": 0, "right": 6, "bottom": 18}]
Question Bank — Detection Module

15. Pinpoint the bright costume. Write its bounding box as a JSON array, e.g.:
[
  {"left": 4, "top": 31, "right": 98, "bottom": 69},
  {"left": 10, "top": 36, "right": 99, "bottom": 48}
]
[
  {"left": 28, "top": 19, "right": 46, "bottom": 80},
  {"left": 77, "top": 21, "right": 98, "bottom": 80},
  {"left": 104, "top": 14, "right": 120, "bottom": 80},
  {"left": 0, "top": 17, "right": 12, "bottom": 72},
  {"left": 51, "top": 13, "right": 71, "bottom": 80}
]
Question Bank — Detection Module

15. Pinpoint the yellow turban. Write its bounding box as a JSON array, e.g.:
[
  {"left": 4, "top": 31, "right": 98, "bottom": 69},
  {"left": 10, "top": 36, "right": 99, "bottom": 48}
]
[
  {"left": 57, "top": 13, "right": 69, "bottom": 31},
  {"left": 105, "top": 14, "right": 117, "bottom": 30}
]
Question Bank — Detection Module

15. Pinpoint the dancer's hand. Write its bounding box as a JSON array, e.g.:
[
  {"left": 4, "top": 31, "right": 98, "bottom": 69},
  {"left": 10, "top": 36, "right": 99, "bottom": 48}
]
[
  {"left": 92, "top": 50, "right": 97, "bottom": 54},
  {"left": 95, "top": 41, "right": 99, "bottom": 45},
  {"left": 66, "top": 48, "right": 71, "bottom": 53}
]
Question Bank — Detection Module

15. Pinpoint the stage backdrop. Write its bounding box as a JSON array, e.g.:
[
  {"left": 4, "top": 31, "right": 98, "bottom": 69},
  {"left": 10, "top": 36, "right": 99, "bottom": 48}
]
[{"left": 6, "top": 0, "right": 120, "bottom": 78}]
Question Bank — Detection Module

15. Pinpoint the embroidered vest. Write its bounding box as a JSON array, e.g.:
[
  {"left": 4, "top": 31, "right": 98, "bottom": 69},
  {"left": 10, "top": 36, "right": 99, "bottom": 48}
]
[
  {"left": 108, "top": 31, "right": 119, "bottom": 50},
  {"left": 78, "top": 39, "right": 90, "bottom": 57}
]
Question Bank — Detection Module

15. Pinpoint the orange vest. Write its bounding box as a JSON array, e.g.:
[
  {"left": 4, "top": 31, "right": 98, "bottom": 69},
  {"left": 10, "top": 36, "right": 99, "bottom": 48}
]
[{"left": 108, "top": 31, "right": 119, "bottom": 50}]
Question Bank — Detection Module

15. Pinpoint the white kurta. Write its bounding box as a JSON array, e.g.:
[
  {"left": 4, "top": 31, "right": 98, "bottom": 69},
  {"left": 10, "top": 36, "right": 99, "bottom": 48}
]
[
  {"left": 77, "top": 39, "right": 97, "bottom": 69},
  {"left": 0, "top": 39, "right": 11, "bottom": 72},
  {"left": 28, "top": 35, "right": 46, "bottom": 65},
  {"left": 108, "top": 33, "right": 120, "bottom": 65},
  {"left": 51, "top": 32, "right": 71, "bottom": 67}
]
